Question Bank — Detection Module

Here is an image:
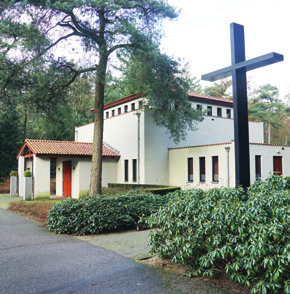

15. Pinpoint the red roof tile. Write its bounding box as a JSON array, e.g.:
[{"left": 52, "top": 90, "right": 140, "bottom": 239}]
[{"left": 17, "top": 140, "right": 120, "bottom": 159}]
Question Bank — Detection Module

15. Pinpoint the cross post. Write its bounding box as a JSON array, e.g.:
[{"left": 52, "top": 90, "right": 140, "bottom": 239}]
[{"left": 201, "top": 23, "right": 283, "bottom": 189}]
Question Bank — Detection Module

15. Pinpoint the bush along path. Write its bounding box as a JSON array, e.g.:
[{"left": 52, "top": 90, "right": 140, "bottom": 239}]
[
  {"left": 46, "top": 190, "right": 173, "bottom": 235},
  {"left": 146, "top": 176, "right": 288, "bottom": 294}
]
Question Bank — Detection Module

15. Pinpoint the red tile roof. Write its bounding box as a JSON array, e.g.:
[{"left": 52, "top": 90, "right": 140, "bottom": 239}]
[{"left": 17, "top": 139, "right": 120, "bottom": 159}]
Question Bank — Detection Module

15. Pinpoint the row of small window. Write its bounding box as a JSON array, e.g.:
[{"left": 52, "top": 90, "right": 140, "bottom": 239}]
[
  {"left": 196, "top": 104, "right": 232, "bottom": 118},
  {"left": 124, "top": 159, "right": 137, "bottom": 182},
  {"left": 187, "top": 156, "right": 219, "bottom": 183},
  {"left": 105, "top": 101, "right": 142, "bottom": 119}
]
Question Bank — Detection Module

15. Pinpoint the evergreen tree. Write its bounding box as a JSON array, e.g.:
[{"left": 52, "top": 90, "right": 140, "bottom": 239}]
[
  {"left": 1, "top": 0, "right": 203, "bottom": 195},
  {"left": 248, "top": 84, "right": 287, "bottom": 144}
]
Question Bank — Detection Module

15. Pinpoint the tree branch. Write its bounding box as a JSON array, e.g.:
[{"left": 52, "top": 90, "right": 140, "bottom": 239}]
[
  {"left": 107, "top": 43, "right": 132, "bottom": 56},
  {"left": 48, "top": 66, "right": 98, "bottom": 101}
]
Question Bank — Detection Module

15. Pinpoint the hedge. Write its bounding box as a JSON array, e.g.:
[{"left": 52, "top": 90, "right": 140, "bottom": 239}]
[
  {"left": 46, "top": 191, "right": 174, "bottom": 235},
  {"left": 146, "top": 176, "right": 288, "bottom": 294}
]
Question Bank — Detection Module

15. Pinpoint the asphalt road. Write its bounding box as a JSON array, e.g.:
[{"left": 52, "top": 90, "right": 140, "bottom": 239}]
[
  {"left": 1, "top": 208, "right": 184, "bottom": 294},
  {"left": 0, "top": 208, "right": 232, "bottom": 294}
]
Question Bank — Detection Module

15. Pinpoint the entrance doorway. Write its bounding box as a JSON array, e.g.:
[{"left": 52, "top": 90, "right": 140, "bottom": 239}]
[
  {"left": 63, "top": 161, "right": 72, "bottom": 197},
  {"left": 273, "top": 156, "right": 282, "bottom": 176}
]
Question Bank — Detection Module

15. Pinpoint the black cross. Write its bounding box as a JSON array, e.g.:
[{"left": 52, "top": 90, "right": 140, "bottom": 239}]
[{"left": 201, "top": 23, "right": 283, "bottom": 189}]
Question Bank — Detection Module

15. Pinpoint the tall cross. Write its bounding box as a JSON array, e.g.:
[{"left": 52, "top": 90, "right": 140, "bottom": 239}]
[{"left": 201, "top": 23, "right": 283, "bottom": 189}]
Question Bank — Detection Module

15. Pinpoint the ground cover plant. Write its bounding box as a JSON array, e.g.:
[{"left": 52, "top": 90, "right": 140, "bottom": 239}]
[
  {"left": 146, "top": 176, "right": 287, "bottom": 294},
  {"left": 46, "top": 191, "right": 174, "bottom": 235}
]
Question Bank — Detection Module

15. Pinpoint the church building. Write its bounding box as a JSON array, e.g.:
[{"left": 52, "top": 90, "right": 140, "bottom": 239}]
[{"left": 17, "top": 92, "right": 290, "bottom": 199}]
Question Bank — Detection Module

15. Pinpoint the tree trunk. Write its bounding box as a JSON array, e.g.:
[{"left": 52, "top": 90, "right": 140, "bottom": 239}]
[{"left": 89, "top": 56, "right": 107, "bottom": 196}]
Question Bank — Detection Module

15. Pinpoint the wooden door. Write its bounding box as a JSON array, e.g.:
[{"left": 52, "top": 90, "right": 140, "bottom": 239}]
[
  {"left": 273, "top": 156, "right": 282, "bottom": 176},
  {"left": 63, "top": 161, "right": 72, "bottom": 197}
]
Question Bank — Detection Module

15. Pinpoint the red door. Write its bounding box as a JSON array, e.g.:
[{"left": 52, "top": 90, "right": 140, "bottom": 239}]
[
  {"left": 63, "top": 161, "right": 72, "bottom": 197},
  {"left": 273, "top": 156, "right": 282, "bottom": 176}
]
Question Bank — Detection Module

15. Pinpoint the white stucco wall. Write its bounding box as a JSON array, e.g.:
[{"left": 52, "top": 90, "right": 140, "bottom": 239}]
[
  {"left": 169, "top": 142, "right": 290, "bottom": 190},
  {"left": 75, "top": 98, "right": 264, "bottom": 187},
  {"left": 56, "top": 157, "right": 118, "bottom": 198},
  {"left": 18, "top": 156, "right": 25, "bottom": 197},
  {"left": 169, "top": 142, "right": 235, "bottom": 190},
  {"left": 249, "top": 144, "right": 290, "bottom": 182},
  {"left": 33, "top": 156, "right": 50, "bottom": 198}
]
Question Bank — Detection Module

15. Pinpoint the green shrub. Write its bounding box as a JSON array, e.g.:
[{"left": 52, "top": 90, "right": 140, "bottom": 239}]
[
  {"left": 144, "top": 186, "right": 181, "bottom": 196},
  {"left": 146, "top": 176, "right": 288, "bottom": 294},
  {"left": 10, "top": 171, "right": 18, "bottom": 176},
  {"left": 24, "top": 170, "right": 32, "bottom": 177},
  {"left": 285, "top": 176, "right": 290, "bottom": 189},
  {"left": 46, "top": 191, "right": 173, "bottom": 235}
]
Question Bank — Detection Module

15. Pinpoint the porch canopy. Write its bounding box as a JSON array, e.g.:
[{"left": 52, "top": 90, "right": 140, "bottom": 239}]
[{"left": 17, "top": 139, "right": 120, "bottom": 199}]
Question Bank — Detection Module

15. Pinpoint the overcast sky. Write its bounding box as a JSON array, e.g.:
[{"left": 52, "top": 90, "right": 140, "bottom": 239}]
[{"left": 161, "top": 0, "right": 289, "bottom": 100}]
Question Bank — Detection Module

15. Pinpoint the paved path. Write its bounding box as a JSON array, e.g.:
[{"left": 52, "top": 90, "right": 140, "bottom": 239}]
[
  {"left": 76, "top": 230, "right": 152, "bottom": 260},
  {"left": 0, "top": 207, "right": 231, "bottom": 294}
]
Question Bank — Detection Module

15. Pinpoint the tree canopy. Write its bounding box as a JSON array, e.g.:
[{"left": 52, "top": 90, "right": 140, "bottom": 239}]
[{"left": 1, "top": 0, "right": 204, "bottom": 194}]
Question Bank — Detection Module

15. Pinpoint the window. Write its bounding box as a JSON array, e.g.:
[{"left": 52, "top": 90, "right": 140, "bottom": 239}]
[
  {"left": 139, "top": 101, "right": 143, "bottom": 108},
  {"left": 217, "top": 107, "right": 222, "bottom": 117},
  {"left": 112, "top": 109, "right": 115, "bottom": 116},
  {"left": 197, "top": 104, "right": 202, "bottom": 111},
  {"left": 207, "top": 106, "right": 212, "bottom": 116},
  {"left": 226, "top": 109, "right": 231, "bottom": 118},
  {"left": 273, "top": 156, "right": 282, "bottom": 176},
  {"left": 124, "top": 160, "right": 129, "bottom": 181},
  {"left": 199, "top": 157, "right": 206, "bottom": 182},
  {"left": 131, "top": 103, "right": 135, "bottom": 111},
  {"left": 124, "top": 105, "right": 128, "bottom": 113},
  {"left": 255, "top": 155, "right": 261, "bottom": 180},
  {"left": 118, "top": 107, "right": 121, "bottom": 115},
  {"left": 106, "top": 111, "right": 109, "bottom": 118},
  {"left": 212, "top": 156, "right": 219, "bottom": 182},
  {"left": 132, "top": 159, "right": 137, "bottom": 182},
  {"left": 187, "top": 158, "right": 193, "bottom": 182}
]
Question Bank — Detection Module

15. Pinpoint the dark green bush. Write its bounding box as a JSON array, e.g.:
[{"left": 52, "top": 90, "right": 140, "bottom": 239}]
[
  {"left": 46, "top": 191, "right": 173, "bottom": 235},
  {"left": 146, "top": 176, "right": 287, "bottom": 294},
  {"left": 285, "top": 176, "right": 290, "bottom": 189},
  {"left": 144, "top": 186, "right": 181, "bottom": 195}
]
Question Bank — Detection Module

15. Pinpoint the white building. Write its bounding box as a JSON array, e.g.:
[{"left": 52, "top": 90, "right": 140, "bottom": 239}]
[{"left": 17, "top": 92, "right": 289, "bottom": 198}]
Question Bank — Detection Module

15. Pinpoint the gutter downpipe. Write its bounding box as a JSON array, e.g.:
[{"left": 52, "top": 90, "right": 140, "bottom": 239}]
[{"left": 225, "top": 146, "right": 230, "bottom": 188}]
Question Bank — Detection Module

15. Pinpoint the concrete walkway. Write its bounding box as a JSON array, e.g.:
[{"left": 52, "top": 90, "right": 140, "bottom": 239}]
[{"left": 76, "top": 230, "right": 152, "bottom": 260}]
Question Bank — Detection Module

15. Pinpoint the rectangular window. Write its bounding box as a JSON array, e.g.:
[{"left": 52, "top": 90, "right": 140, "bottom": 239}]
[
  {"left": 131, "top": 103, "right": 135, "bottom": 111},
  {"left": 106, "top": 111, "right": 109, "bottom": 118},
  {"left": 187, "top": 158, "right": 193, "bottom": 182},
  {"left": 197, "top": 104, "right": 202, "bottom": 111},
  {"left": 138, "top": 101, "right": 143, "bottom": 108},
  {"left": 132, "top": 159, "right": 137, "bottom": 182},
  {"left": 273, "top": 156, "right": 282, "bottom": 176},
  {"left": 212, "top": 156, "right": 219, "bottom": 182},
  {"left": 226, "top": 109, "right": 231, "bottom": 118},
  {"left": 199, "top": 157, "right": 206, "bottom": 182},
  {"left": 255, "top": 155, "right": 261, "bottom": 180},
  {"left": 124, "top": 160, "right": 129, "bottom": 181},
  {"left": 217, "top": 107, "right": 222, "bottom": 117},
  {"left": 118, "top": 107, "right": 121, "bottom": 115},
  {"left": 112, "top": 109, "right": 115, "bottom": 116},
  {"left": 124, "top": 105, "right": 128, "bottom": 113},
  {"left": 207, "top": 106, "right": 212, "bottom": 116}
]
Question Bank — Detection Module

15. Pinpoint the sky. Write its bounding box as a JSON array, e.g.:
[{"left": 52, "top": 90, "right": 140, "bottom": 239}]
[{"left": 160, "top": 0, "right": 290, "bottom": 101}]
